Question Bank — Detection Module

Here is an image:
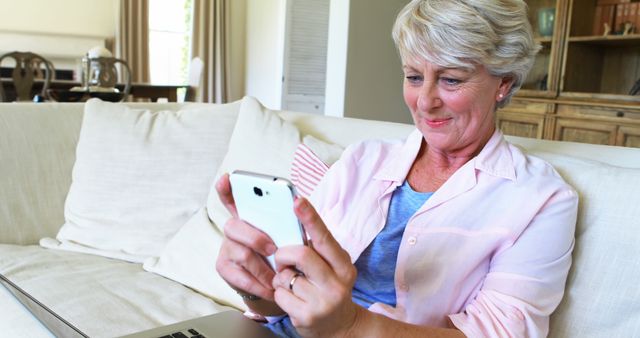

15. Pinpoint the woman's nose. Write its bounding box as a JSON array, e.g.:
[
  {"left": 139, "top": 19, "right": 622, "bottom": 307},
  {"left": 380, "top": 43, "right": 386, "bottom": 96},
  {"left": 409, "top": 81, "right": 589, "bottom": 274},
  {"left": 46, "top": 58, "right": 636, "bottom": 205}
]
[{"left": 416, "top": 82, "right": 442, "bottom": 112}]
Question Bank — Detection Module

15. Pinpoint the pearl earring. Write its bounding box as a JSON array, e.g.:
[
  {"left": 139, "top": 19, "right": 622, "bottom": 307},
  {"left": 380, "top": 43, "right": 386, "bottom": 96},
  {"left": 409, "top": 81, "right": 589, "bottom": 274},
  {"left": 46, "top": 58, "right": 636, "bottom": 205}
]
[{"left": 498, "top": 93, "right": 504, "bottom": 100}]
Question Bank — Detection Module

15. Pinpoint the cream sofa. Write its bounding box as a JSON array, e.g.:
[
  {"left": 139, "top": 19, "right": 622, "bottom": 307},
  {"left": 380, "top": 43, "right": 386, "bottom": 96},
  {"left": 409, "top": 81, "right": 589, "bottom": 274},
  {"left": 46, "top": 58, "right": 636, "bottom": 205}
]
[{"left": 1, "top": 97, "right": 639, "bottom": 338}]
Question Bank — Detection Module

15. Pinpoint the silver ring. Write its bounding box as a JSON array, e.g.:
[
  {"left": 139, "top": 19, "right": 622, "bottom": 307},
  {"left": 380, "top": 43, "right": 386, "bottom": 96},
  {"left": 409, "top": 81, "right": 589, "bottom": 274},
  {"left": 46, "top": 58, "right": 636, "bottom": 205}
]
[{"left": 289, "top": 272, "right": 304, "bottom": 291}]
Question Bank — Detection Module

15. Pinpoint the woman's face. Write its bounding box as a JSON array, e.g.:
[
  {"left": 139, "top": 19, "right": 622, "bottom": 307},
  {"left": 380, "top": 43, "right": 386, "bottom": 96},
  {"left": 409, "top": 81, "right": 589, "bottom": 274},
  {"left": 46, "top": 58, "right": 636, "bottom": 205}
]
[{"left": 402, "top": 59, "right": 511, "bottom": 156}]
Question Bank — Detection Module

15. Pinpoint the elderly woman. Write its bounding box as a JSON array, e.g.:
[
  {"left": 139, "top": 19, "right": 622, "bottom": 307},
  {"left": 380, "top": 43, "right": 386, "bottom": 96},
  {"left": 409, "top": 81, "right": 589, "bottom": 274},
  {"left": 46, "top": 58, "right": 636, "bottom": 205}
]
[{"left": 215, "top": 0, "right": 578, "bottom": 337}]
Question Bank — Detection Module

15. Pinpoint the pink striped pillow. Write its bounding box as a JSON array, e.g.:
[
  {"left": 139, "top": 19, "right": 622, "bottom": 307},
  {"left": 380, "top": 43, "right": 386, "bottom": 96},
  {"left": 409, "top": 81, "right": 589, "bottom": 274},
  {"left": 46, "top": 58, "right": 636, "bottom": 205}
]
[{"left": 290, "top": 143, "right": 330, "bottom": 198}]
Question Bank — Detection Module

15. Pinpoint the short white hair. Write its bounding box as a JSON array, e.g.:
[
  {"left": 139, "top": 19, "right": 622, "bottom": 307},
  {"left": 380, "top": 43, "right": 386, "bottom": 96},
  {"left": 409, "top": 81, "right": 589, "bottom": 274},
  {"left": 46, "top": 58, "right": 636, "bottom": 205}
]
[{"left": 392, "top": 0, "right": 540, "bottom": 108}]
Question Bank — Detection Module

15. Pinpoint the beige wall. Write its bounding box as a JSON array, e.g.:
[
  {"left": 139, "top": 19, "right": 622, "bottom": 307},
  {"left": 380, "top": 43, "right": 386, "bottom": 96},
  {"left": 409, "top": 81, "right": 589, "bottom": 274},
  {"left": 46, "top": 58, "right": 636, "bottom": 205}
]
[
  {"left": 324, "top": 0, "right": 410, "bottom": 123},
  {"left": 342, "top": 0, "right": 410, "bottom": 124},
  {"left": 244, "top": 0, "right": 408, "bottom": 123},
  {"left": 244, "top": 0, "right": 286, "bottom": 109},
  {"left": 0, "top": 0, "right": 117, "bottom": 71},
  {"left": 0, "top": 0, "right": 117, "bottom": 37}
]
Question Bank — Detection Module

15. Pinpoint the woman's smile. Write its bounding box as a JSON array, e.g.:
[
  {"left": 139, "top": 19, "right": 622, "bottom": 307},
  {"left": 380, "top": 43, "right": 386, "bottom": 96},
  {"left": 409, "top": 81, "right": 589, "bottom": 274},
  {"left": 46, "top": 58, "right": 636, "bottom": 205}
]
[{"left": 424, "top": 117, "right": 452, "bottom": 128}]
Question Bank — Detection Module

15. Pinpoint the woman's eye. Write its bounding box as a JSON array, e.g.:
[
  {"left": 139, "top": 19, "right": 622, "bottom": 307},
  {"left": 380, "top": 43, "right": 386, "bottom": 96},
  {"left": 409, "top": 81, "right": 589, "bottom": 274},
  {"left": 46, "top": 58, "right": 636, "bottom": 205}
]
[
  {"left": 441, "top": 77, "right": 461, "bottom": 86},
  {"left": 405, "top": 75, "right": 422, "bottom": 84}
]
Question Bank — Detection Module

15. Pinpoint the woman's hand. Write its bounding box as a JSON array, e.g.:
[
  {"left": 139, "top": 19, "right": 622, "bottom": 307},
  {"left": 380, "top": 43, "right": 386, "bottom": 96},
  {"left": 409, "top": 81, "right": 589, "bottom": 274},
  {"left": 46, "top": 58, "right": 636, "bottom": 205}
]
[
  {"left": 214, "top": 173, "right": 280, "bottom": 306},
  {"left": 272, "top": 197, "right": 361, "bottom": 338}
]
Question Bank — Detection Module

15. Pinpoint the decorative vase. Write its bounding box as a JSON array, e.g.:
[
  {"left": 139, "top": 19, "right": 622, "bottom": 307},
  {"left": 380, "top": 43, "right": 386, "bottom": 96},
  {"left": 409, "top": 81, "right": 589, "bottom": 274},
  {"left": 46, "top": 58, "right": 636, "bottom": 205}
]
[{"left": 538, "top": 7, "right": 555, "bottom": 37}]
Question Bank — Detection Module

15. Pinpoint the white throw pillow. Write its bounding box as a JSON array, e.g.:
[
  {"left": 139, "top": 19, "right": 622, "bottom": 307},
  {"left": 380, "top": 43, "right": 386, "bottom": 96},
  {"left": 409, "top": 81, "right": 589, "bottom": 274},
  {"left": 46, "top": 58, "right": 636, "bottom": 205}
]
[
  {"left": 290, "top": 136, "right": 344, "bottom": 198},
  {"left": 206, "top": 96, "right": 302, "bottom": 232},
  {"left": 143, "top": 207, "right": 246, "bottom": 311},
  {"left": 301, "top": 134, "right": 344, "bottom": 166},
  {"left": 41, "top": 98, "right": 241, "bottom": 262},
  {"left": 145, "top": 97, "right": 345, "bottom": 307}
]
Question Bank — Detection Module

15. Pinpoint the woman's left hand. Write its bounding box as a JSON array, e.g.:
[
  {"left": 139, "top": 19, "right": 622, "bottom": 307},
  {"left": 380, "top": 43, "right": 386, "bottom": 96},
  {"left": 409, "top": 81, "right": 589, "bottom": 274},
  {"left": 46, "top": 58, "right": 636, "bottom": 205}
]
[{"left": 272, "top": 197, "right": 361, "bottom": 338}]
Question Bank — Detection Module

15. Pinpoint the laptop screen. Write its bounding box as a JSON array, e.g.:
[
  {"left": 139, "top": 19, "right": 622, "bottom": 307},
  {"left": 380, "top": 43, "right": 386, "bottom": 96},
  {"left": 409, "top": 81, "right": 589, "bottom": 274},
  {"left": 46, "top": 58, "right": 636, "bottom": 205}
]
[{"left": 0, "top": 273, "right": 88, "bottom": 338}]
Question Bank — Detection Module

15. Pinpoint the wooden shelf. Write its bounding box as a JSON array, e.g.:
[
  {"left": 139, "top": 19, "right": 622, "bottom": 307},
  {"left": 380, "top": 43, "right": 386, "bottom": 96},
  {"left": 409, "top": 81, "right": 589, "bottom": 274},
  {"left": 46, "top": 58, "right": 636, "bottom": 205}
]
[
  {"left": 517, "top": 88, "right": 557, "bottom": 98},
  {"left": 498, "top": 0, "right": 640, "bottom": 148},
  {"left": 559, "top": 92, "right": 640, "bottom": 104},
  {"left": 568, "top": 34, "right": 640, "bottom": 46},
  {"left": 535, "top": 36, "right": 554, "bottom": 45}
]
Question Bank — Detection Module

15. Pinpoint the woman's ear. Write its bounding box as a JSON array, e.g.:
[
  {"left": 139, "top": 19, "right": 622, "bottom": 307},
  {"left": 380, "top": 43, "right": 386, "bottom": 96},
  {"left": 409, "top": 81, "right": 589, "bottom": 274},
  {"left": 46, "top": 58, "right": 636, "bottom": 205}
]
[{"left": 497, "top": 76, "right": 514, "bottom": 101}]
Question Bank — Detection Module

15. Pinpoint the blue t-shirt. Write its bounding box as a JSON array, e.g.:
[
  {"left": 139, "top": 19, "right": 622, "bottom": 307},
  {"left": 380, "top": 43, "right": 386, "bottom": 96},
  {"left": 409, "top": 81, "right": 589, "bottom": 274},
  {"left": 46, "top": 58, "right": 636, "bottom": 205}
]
[
  {"left": 266, "top": 180, "right": 432, "bottom": 337},
  {"left": 352, "top": 180, "right": 433, "bottom": 308}
]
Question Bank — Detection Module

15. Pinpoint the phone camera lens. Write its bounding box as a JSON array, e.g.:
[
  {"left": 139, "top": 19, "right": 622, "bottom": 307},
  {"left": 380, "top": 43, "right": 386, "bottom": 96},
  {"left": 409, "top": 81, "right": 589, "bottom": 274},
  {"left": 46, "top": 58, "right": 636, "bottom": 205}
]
[{"left": 253, "top": 187, "right": 263, "bottom": 196}]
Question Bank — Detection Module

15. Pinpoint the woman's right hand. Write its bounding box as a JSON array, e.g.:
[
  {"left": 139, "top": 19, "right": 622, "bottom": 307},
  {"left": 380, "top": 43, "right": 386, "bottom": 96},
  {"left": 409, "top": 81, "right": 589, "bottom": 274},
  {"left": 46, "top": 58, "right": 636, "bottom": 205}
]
[{"left": 214, "top": 173, "right": 282, "bottom": 312}]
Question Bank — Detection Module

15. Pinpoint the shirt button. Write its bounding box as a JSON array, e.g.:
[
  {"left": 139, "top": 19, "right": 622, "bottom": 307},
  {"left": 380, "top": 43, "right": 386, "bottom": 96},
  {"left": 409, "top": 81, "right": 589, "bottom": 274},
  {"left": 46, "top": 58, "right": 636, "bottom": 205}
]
[
  {"left": 400, "top": 284, "right": 409, "bottom": 291},
  {"left": 407, "top": 236, "right": 417, "bottom": 245}
]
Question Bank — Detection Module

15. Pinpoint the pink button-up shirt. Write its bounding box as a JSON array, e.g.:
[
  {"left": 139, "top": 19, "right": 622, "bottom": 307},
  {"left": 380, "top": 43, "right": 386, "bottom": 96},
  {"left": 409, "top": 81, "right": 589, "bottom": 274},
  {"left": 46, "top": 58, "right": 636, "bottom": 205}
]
[{"left": 310, "top": 129, "right": 578, "bottom": 337}]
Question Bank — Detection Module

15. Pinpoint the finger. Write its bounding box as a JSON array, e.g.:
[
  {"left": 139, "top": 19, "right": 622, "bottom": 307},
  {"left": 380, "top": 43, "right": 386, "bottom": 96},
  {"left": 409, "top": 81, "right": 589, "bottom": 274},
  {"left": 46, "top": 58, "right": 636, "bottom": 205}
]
[
  {"left": 275, "top": 246, "right": 357, "bottom": 318},
  {"left": 272, "top": 269, "right": 308, "bottom": 318},
  {"left": 274, "top": 245, "right": 334, "bottom": 287},
  {"left": 274, "top": 286, "right": 307, "bottom": 316},
  {"left": 273, "top": 271, "right": 335, "bottom": 332},
  {"left": 224, "top": 217, "right": 277, "bottom": 257},
  {"left": 223, "top": 238, "right": 276, "bottom": 290},
  {"left": 217, "top": 244, "right": 275, "bottom": 300},
  {"left": 217, "top": 264, "right": 275, "bottom": 301},
  {"left": 273, "top": 268, "right": 317, "bottom": 299},
  {"left": 216, "top": 173, "right": 238, "bottom": 218},
  {"left": 294, "top": 198, "right": 352, "bottom": 273}
]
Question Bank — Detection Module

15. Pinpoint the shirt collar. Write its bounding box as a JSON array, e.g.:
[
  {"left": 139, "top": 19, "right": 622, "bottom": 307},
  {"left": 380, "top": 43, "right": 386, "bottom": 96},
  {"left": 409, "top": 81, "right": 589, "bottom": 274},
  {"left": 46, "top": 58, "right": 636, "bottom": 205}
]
[
  {"left": 373, "top": 129, "right": 423, "bottom": 183},
  {"left": 474, "top": 129, "right": 516, "bottom": 181},
  {"left": 373, "top": 128, "right": 516, "bottom": 183}
]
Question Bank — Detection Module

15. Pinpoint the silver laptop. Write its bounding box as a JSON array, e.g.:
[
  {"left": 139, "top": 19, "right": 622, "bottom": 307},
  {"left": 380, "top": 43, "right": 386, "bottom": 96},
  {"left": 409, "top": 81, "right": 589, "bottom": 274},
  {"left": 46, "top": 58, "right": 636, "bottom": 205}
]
[{"left": 0, "top": 273, "right": 277, "bottom": 338}]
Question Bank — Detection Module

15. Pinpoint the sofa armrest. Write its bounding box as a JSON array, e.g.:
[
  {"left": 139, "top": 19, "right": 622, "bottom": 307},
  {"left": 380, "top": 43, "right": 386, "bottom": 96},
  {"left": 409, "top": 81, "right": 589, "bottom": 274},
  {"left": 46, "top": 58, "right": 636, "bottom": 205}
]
[{"left": 0, "top": 103, "right": 83, "bottom": 245}]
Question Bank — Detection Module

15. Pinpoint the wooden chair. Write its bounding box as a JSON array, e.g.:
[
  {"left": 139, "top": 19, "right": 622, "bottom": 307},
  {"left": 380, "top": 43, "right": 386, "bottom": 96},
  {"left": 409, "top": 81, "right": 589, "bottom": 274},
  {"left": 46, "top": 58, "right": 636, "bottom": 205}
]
[
  {"left": 85, "top": 56, "right": 132, "bottom": 101},
  {"left": 0, "top": 51, "right": 54, "bottom": 102},
  {"left": 184, "top": 57, "right": 204, "bottom": 102}
]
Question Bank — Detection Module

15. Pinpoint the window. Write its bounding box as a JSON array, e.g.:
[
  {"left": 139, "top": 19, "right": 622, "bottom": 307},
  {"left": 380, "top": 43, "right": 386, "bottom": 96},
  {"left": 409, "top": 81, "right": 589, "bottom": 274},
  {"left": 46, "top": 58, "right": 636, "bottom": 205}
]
[{"left": 148, "top": 0, "right": 193, "bottom": 87}]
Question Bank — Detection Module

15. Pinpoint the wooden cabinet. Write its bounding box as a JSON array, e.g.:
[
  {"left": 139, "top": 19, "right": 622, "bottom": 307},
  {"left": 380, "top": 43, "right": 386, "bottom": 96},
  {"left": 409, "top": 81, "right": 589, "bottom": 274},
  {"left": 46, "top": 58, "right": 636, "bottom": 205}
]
[
  {"left": 553, "top": 116, "right": 640, "bottom": 147},
  {"left": 553, "top": 118, "right": 618, "bottom": 145},
  {"left": 617, "top": 125, "right": 640, "bottom": 147},
  {"left": 562, "top": 0, "right": 640, "bottom": 101},
  {"left": 552, "top": 103, "right": 640, "bottom": 145},
  {"left": 497, "top": 112, "right": 546, "bottom": 139},
  {"left": 498, "top": 0, "right": 640, "bottom": 148},
  {"left": 519, "top": 0, "right": 567, "bottom": 98},
  {"left": 496, "top": 99, "right": 552, "bottom": 139}
]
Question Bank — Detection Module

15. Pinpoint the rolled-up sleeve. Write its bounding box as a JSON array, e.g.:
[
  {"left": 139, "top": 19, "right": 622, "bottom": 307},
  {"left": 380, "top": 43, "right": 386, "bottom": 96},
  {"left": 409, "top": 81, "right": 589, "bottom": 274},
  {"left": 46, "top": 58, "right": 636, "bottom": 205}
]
[{"left": 449, "top": 188, "right": 578, "bottom": 338}]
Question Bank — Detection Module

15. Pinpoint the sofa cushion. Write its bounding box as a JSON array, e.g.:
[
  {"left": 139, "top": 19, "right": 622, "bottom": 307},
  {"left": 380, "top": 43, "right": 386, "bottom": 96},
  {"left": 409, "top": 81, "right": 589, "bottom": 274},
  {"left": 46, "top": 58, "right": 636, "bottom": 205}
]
[
  {"left": 0, "top": 103, "right": 84, "bottom": 245},
  {"left": 0, "top": 244, "right": 234, "bottom": 338},
  {"left": 506, "top": 135, "right": 640, "bottom": 168},
  {"left": 529, "top": 152, "right": 640, "bottom": 338},
  {"left": 146, "top": 100, "right": 344, "bottom": 307},
  {"left": 150, "top": 97, "right": 301, "bottom": 308},
  {"left": 143, "top": 207, "right": 246, "bottom": 311},
  {"left": 41, "top": 98, "right": 241, "bottom": 262},
  {"left": 290, "top": 138, "right": 343, "bottom": 198},
  {"left": 300, "top": 134, "right": 344, "bottom": 166},
  {"left": 206, "top": 96, "right": 302, "bottom": 232}
]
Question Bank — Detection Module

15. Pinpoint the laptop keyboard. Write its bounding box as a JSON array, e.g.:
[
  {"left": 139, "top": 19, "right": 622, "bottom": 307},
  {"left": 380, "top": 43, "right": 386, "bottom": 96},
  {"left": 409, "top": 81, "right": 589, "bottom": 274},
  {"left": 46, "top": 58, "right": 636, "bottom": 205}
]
[{"left": 158, "top": 328, "right": 206, "bottom": 338}]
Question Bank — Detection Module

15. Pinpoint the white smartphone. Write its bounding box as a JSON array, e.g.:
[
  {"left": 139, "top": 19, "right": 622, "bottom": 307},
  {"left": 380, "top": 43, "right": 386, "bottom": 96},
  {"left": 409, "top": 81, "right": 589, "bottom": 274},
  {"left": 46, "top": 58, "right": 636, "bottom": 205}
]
[{"left": 229, "top": 170, "right": 308, "bottom": 269}]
